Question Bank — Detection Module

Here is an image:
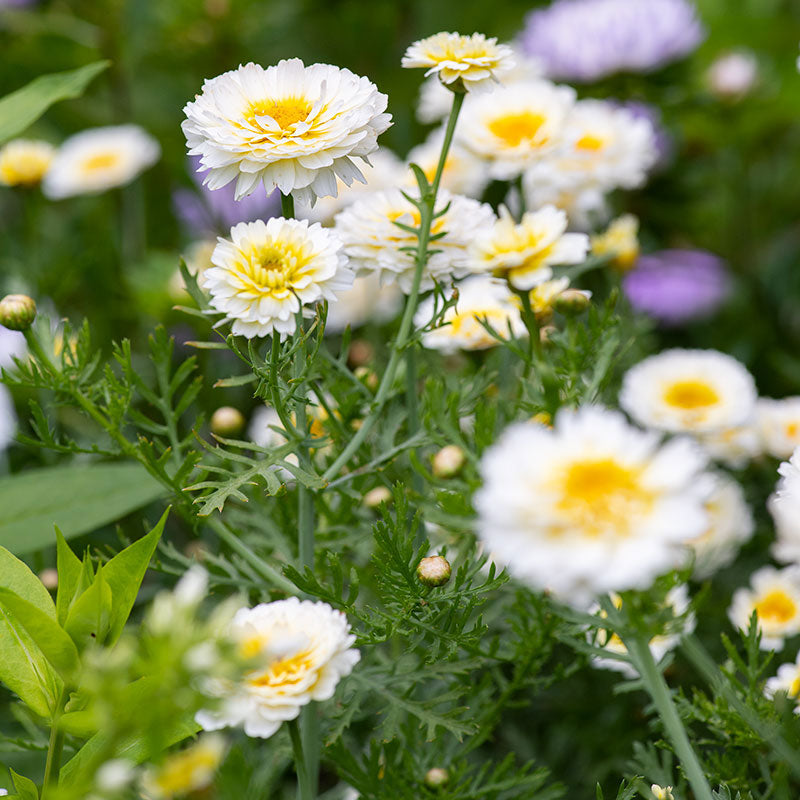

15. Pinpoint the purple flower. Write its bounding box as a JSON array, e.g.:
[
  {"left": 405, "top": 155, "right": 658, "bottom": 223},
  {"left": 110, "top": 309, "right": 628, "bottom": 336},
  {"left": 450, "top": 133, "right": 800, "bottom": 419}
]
[
  {"left": 520, "top": 0, "right": 705, "bottom": 83},
  {"left": 623, "top": 249, "right": 730, "bottom": 325},
  {"left": 173, "top": 156, "right": 280, "bottom": 235}
]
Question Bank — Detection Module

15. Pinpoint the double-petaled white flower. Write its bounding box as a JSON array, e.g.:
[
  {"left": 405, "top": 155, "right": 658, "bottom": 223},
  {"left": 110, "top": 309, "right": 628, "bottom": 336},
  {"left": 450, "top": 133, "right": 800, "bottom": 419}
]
[
  {"left": 201, "top": 218, "right": 353, "bottom": 338},
  {"left": 197, "top": 598, "right": 360, "bottom": 739},
  {"left": 757, "top": 397, "right": 800, "bottom": 459},
  {"left": 765, "top": 650, "right": 800, "bottom": 712},
  {"left": 474, "top": 405, "right": 711, "bottom": 607},
  {"left": 182, "top": 60, "right": 392, "bottom": 206},
  {"left": 768, "top": 449, "right": 800, "bottom": 565}
]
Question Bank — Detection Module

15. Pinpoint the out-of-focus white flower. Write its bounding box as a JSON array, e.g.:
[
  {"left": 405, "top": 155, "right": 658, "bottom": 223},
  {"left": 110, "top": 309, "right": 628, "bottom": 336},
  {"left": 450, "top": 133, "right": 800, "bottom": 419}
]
[
  {"left": 590, "top": 585, "right": 694, "bottom": 678},
  {"left": 0, "top": 386, "right": 16, "bottom": 452},
  {"left": 457, "top": 81, "right": 576, "bottom": 180},
  {"left": 201, "top": 218, "right": 353, "bottom": 338},
  {"left": 765, "top": 650, "right": 800, "bottom": 712},
  {"left": 96, "top": 759, "right": 136, "bottom": 793},
  {"left": 402, "top": 32, "right": 515, "bottom": 93},
  {"left": 706, "top": 50, "right": 758, "bottom": 99},
  {"left": 142, "top": 735, "right": 226, "bottom": 798},
  {"left": 728, "top": 565, "right": 800, "bottom": 650},
  {"left": 769, "top": 450, "right": 800, "bottom": 564},
  {"left": 405, "top": 131, "right": 488, "bottom": 198},
  {"left": 325, "top": 274, "right": 402, "bottom": 334},
  {"left": 591, "top": 214, "right": 640, "bottom": 271},
  {"left": 757, "top": 397, "right": 800, "bottom": 460},
  {"left": 0, "top": 139, "right": 55, "bottom": 187},
  {"left": 469, "top": 205, "right": 589, "bottom": 289},
  {"left": 43, "top": 125, "right": 159, "bottom": 199},
  {"left": 197, "top": 598, "right": 360, "bottom": 738},
  {"left": 334, "top": 188, "right": 494, "bottom": 292},
  {"left": 147, "top": 567, "right": 209, "bottom": 635},
  {"left": 474, "top": 405, "right": 711, "bottom": 607},
  {"left": 247, "top": 405, "right": 285, "bottom": 449},
  {"left": 414, "top": 275, "right": 526, "bottom": 353},
  {"left": 521, "top": 175, "right": 608, "bottom": 231},
  {"left": 170, "top": 239, "right": 217, "bottom": 299},
  {"left": 697, "top": 422, "right": 762, "bottom": 469},
  {"left": 620, "top": 349, "right": 757, "bottom": 435},
  {"left": 651, "top": 786, "right": 675, "bottom": 800},
  {"left": 688, "top": 474, "right": 754, "bottom": 579},
  {"left": 182, "top": 60, "right": 391, "bottom": 206}
]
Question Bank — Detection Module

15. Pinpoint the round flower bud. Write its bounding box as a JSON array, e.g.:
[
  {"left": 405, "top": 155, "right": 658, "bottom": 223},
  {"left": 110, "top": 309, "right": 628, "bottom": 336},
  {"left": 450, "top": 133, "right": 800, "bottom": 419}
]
[
  {"left": 364, "top": 486, "right": 392, "bottom": 508},
  {"left": 210, "top": 406, "right": 245, "bottom": 436},
  {"left": 416, "top": 556, "right": 451, "bottom": 588},
  {"left": 347, "top": 339, "right": 374, "bottom": 368},
  {"left": 354, "top": 366, "right": 379, "bottom": 392},
  {"left": 432, "top": 445, "right": 466, "bottom": 478},
  {"left": 553, "top": 289, "right": 591, "bottom": 316},
  {"left": 39, "top": 568, "right": 58, "bottom": 591},
  {"left": 424, "top": 767, "right": 450, "bottom": 788},
  {"left": 0, "top": 294, "right": 36, "bottom": 331}
]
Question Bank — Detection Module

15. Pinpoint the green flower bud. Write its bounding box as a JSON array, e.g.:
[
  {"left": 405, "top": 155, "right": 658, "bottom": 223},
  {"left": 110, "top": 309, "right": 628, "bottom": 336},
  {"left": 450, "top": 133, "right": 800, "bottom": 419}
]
[
  {"left": 416, "top": 556, "right": 451, "bottom": 588},
  {"left": 0, "top": 294, "right": 36, "bottom": 331},
  {"left": 210, "top": 406, "right": 245, "bottom": 436},
  {"left": 432, "top": 445, "right": 466, "bottom": 478},
  {"left": 553, "top": 289, "right": 591, "bottom": 316},
  {"left": 424, "top": 767, "right": 450, "bottom": 788}
]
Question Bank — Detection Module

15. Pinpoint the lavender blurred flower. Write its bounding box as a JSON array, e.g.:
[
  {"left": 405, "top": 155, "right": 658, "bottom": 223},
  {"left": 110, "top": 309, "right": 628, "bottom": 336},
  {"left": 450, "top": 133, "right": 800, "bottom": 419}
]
[
  {"left": 623, "top": 249, "right": 730, "bottom": 325},
  {"left": 520, "top": 0, "right": 705, "bottom": 83},
  {"left": 618, "top": 101, "right": 673, "bottom": 168},
  {"left": 173, "top": 156, "right": 280, "bottom": 235},
  {"left": 706, "top": 50, "right": 758, "bottom": 100}
]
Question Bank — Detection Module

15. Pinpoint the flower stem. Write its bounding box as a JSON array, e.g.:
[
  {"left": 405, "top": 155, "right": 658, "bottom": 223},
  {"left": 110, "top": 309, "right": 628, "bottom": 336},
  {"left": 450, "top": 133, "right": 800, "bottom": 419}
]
[
  {"left": 41, "top": 690, "right": 66, "bottom": 799},
  {"left": 624, "top": 629, "right": 713, "bottom": 800},
  {"left": 321, "top": 91, "right": 464, "bottom": 483},
  {"left": 288, "top": 718, "right": 314, "bottom": 800},
  {"left": 281, "top": 191, "right": 295, "bottom": 219}
]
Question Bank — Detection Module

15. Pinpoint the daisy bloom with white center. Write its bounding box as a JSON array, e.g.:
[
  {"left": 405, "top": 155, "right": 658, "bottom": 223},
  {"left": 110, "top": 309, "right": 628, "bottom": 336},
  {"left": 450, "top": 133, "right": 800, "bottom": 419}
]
[
  {"left": 182, "top": 60, "right": 391, "bottom": 207},
  {"left": 619, "top": 349, "right": 758, "bottom": 435},
  {"left": 457, "top": 81, "right": 576, "bottom": 180},
  {"left": 688, "top": 473, "right": 754, "bottom": 579},
  {"left": 196, "top": 598, "right": 360, "bottom": 739},
  {"left": 591, "top": 214, "right": 640, "bottom": 271},
  {"left": 200, "top": 217, "right": 353, "bottom": 338},
  {"left": 765, "top": 650, "right": 800, "bottom": 712},
  {"left": 474, "top": 405, "right": 711, "bottom": 607},
  {"left": 402, "top": 32, "right": 515, "bottom": 93},
  {"left": 728, "top": 565, "right": 800, "bottom": 650},
  {"left": 405, "top": 131, "right": 488, "bottom": 198},
  {"left": 756, "top": 397, "right": 800, "bottom": 459},
  {"left": 768, "top": 450, "right": 800, "bottom": 564},
  {"left": 0, "top": 139, "right": 56, "bottom": 187},
  {"left": 469, "top": 205, "right": 589, "bottom": 290},
  {"left": 589, "top": 585, "right": 694, "bottom": 678},
  {"left": 333, "top": 188, "right": 495, "bottom": 292},
  {"left": 142, "top": 735, "right": 226, "bottom": 799},
  {"left": 42, "top": 125, "right": 160, "bottom": 199},
  {"left": 414, "top": 275, "right": 527, "bottom": 353}
]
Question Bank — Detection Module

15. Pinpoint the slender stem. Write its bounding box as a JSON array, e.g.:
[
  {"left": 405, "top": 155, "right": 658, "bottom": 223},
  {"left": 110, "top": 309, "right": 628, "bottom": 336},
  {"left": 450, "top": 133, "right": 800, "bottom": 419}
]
[
  {"left": 624, "top": 630, "right": 714, "bottom": 800},
  {"left": 288, "top": 718, "right": 314, "bottom": 800},
  {"left": 281, "top": 192, "right": 295, "bottom": 219},
  {"left": 321, "top": 91, "right": 464, "bottom": 483},
  {"left": 42, "top": 689, "right": 66, "bottom": 798}
]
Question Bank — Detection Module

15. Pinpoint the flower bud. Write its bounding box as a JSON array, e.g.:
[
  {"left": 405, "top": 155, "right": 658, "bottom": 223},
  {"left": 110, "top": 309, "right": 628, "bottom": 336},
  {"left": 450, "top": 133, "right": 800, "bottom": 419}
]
[
  {"left": 364, "top": 486, "right": 392, "bottom": 508},
  {"left": 39, "top": 568, "right": 58, "bottom": 591},
  {"left": 706, "top": 51, "right": 758, "bottom": 100},
  {"left": 424, "top": 767, "right": 450, "bottom": 788},
  {"left": 354, "top": 366, "right": 379, "bottom": 391},
  {"left": 530, "top": 411, "right": 552, "bottom": 427},
  {"left": 432, "top": 445, "right": 465, "bottom": 478},
  {"left": 210, "top": 406, "right": 245, "bottom": 436},
  {"left": 553, "top": 289, "right": 591, "bottom": 316},
  {"left": 650, "top": 786, "right": 674, "bottom": 800},
  {"left": 417, "top": 556, "right": 451, "bottom": 588},
  {"left": 347, "top": 339, "right": 373, "bottom": 368},
  {"left": 0, "top": 294, "right": 36, "bottom": 331}
]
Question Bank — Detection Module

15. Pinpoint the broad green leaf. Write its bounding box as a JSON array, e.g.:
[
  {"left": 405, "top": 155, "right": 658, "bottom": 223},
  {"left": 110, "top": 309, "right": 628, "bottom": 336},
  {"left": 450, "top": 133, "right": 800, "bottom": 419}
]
[
  {"left": 0, "top": 462, "right": 167, "bottom": 556},
  {"left": 0, "top": 588, "right": 80, "bottom": 680},
  {"left": 0, "top": 547, "right": 56, "bottom": 617},
  {"left": 9, "top": 770, "right": 38, "bottom": 800},
  {"left": 55, "top": 527, "right": 87, "bottom": 627},
  {"left": 0, "top": 61, "right": 109, "bottom": 144},
  {"left": 64, "top": 567, "right": 112, "bottom": 650}
]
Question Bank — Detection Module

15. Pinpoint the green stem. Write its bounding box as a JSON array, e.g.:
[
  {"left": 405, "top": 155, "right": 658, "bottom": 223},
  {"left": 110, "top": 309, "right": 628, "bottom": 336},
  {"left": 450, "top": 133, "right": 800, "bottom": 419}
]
[
  {"left": 624, "top": 630, "right": 714, "bottom": 800},
  {"left": 281, "top": 191, "right": 295, "bottom": 219},
  {"left": 42, "top": 690, "right": 66, "bottom": 798},
  {"left": 321, "top": 91, "right": 464, "bottom": 483},
  {"left": 288, "top": 718, "right": 314, "bottom": 800}
]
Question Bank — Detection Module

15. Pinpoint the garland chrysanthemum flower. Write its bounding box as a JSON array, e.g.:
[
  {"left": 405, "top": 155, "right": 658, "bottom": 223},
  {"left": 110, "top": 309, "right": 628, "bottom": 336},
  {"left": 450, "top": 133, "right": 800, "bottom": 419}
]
[
  {"left": 182, "top": 60, "right": 392, "bottom": 206},
  {"left": 728, "top": 565, "right": 800, "bottom": 651},
  {"left": 401, "top": 32, "right": 515, "bottom": 93},
  {"left": 405, "top": 131, "right": 488, "bottom": 198},
  {"left": 333, "top": 188, "right": 494, "bottom": 292},
  {"left": 457, "top": 81, "right": 576, "bottom": 180},
  {"left": 768, "top": 450, "right": 800, "bottom": 565},
  {"left": 197, "top": 598, "right": 360, "bottom": 738},
  {"left": 697, "top": 421, "right": 761, "bottom": 469},
  {"left": 757, "top": 397, "right": 800, "bottom": 459},
  {"left": 765, "top": 650, "right": 800, "bottom": 712},
  {"left": 619, "top": 348, "right": 757, "bottom": 435},
  {"left": 42, "top": 125, "right": 160, "bottom": 199},
  {"left": 414, "top": 275, "right": 527, "bottom": 353},
  {"left": 0, "top": 139, "right": 55, "bottom": 187},
  {"left": 201, "top": 218, "right": 353, "bottom": 338},
  {"left": 591, "top": 214, "right": 640, "bottom": 271},
  {"left": 469, "top": 205, "right": 589, "bottom": 289},
  {"left": 474, "top": 406, "right": 711, "bottom": 607},
  {"left": 142, "top": 735, "right": 226, "bottom": 799}
]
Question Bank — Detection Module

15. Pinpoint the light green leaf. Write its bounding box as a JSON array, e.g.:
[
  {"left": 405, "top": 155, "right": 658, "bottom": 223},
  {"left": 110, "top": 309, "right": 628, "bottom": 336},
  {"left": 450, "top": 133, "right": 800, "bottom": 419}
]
[
  {"left": 0, "top": 61, "right": 109, "bottom": 145},
  {"left": 0, "top": 462, "right": 167, "bottom": 556},
  {"left": 64, "top": 567, "right": 112, "bottom": 650},
  {"left": 0, "top": 547, "right": 56, "bottom": 616},
  {"left": 9, "top": 769, "right": 38, "bottom": 800},
  {"left": 55, "top": 527, "right": 88, "bottom": 627}
]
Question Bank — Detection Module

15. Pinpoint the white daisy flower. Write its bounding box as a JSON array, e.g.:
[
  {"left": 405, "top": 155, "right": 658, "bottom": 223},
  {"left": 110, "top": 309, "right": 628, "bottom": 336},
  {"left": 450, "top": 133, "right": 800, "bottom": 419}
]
[
  {"left": 765, "top": 650, "right": 800, "bottom": 712},
  {"left": 469, "top": 205, "right": 589, "bottom": 289},
  {"left": 405, "top": 131, "right": 489, "bottom": 198},
  {"left": 197, "top": 598, "right": 360, "bottom": 739},
  {"left": 457, "top": 81, "right": 576, "bottom": 181},
  {"left": 414, "top": 275, "right": 527, "bottom": 353},
  {"left": 474, "top": 405, "right": 711, "bottom": 607},
  {"left": 619, "top": 349, "right": 758, "bottom": 435},
  {"left": 696, "top": 422, "right": 762, "bottom": 469},
  {"left": 201, "top": 218, "right": 353, "bottom": 338},
  {"left": 521, "top": 174, "right": 608, "bottom": 231},
  {"left": 689, "top": 473, "right": 754, "bottom": 579},
  {"left": 0, "top": 139, "right": 56, "bottom": 187},
  {"left": 43, "top": 125, "right": 160, "bottom": 199},
  {"left": 182, "top": 60, "right": 392, "bottom": 206},
  {"left": 402, "top": 32, "right": 515, "bottom": 93},
  {"left": 589, "top": 585, "right": 695, "bottom": 678},
  {"left": 756, "top": 397, "right": 800, "bottom": 460},
  {"left": 333, "top": 188, "right": 495, "bottom": 292},
  {"left": 768, "top": 450, "right": 800, "bottom": 564},
  {"left": 325, "top": 274, "right": 402, "bottom": 334},
  {"left": 728, "top": 565, "right": 800, "bottom": 650}
]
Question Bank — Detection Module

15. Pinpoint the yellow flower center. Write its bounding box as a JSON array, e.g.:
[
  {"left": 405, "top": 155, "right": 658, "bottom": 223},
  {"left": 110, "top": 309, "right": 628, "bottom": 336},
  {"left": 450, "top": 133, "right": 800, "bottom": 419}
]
[
  {"left": 246, "top": 97, "right": 312, "bottom": 130},
  {"left": 663, "top": 380, "right": 720, "bottom": 410},
  {"left": 151, "top": 744, "right": 221, "bottom": 796},
  {"left": 0, "top": 153, "right": 51, "bottom": 186},
  {"left": 786, "top": 422, "right": 799, "bottom": 438},
  {"left": 81, "top": 152, "right": 120, "bottom": 172},
  {"left": 790, "top": 674, "right": 800, "bottom": 698},
  {"left": 248, "top": 649, "right": 314, "bottom": 689},
  {"left": 237, "top": 241, "right": 312, "bottom": 297},
  {"left": 755, "top": 590, "right": 797, "bottom": 624},
  {"left": 240, "top": 635, "right": 266, "bottom": 660},
  {"left": 488, "top": 111, "right": 547, "bottom": 148},
  {"left": 575, "top": 133, "right": 607, "bottom": 152}
]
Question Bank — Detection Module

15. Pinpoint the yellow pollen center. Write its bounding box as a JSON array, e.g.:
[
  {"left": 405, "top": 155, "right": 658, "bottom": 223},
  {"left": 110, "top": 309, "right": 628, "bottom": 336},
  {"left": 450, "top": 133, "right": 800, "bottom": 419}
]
[
  {"left": 153, "top": 748, "right": 219, "bottom": 795},
  {"left": 786, "top": 422, "right": 799, "bottom": 438},
  {"left": 790, "top": 675, "right": 800, "bottom": 698},
  {"left": 247, "top": 97, "right": 312, "bottom": 130},
  {"left": 488, "top": 111, "right": 547, "bottom": 147},
  {"left": 755, "top": 590, "right": 796, "bottom": 624},
  {"left": 248, "top": 650, "right": 314, "bottom": 688},
  {"left": 575, "top": 133, "right": 606, "bottom": 151},
  {"left": 663, "top": 380, "right": 720, "bottom": 410},
  {"left": 240, "top": 635, "right": 265, "bottom": 660},
  {"left": 82, "top": 152, "right": 120, "bottom": 172}
]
